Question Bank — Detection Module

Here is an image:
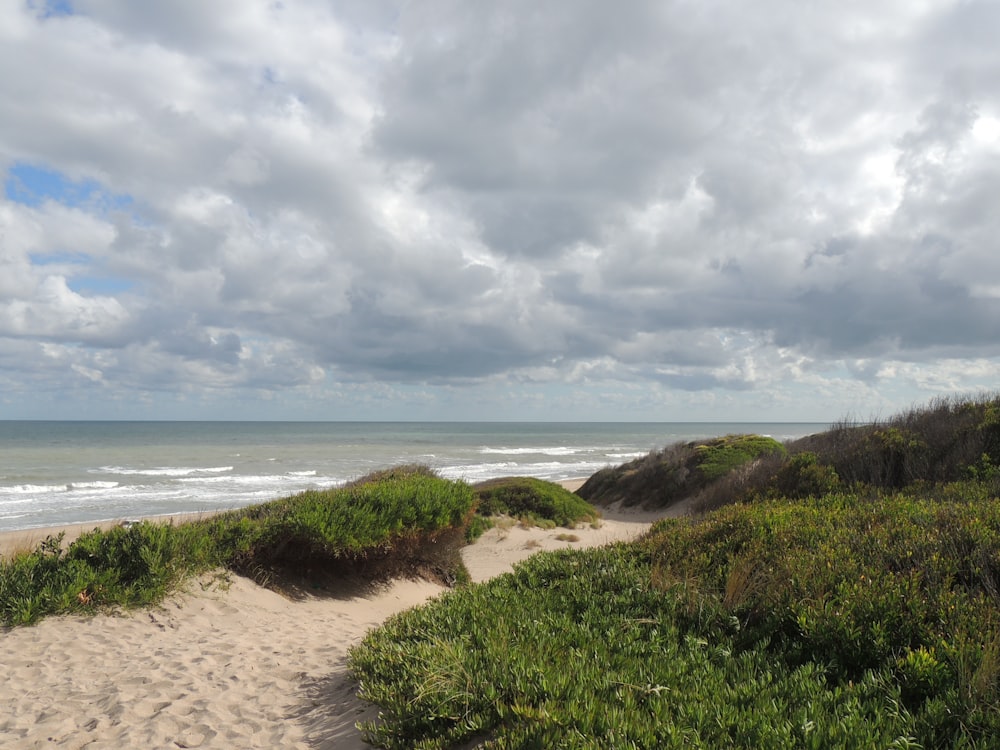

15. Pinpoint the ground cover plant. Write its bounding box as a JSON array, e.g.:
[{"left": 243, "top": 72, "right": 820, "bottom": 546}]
[
  {"left": 350, "top": 484, "right": 1000, "bottom": 748},
  {"left": 651, "top": 487, "right": 1000, "bottom": 747},
  {"left": 0, "top": 521, "right": 221, "bottom": 627},
  {"left": 472, "top": 476, "right": 600, "bottom": 531},
  {"left": 0, "top": 468, "right": 477, "bottom": 626}
]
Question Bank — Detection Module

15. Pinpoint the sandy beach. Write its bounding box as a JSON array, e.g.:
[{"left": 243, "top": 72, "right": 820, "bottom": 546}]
[{"left": 0, "top": 483, "right": 681, "bottom": 749}]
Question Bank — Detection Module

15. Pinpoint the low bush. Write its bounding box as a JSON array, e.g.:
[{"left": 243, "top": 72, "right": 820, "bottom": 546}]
[
  {"left": 0, "top": 467, "right": 476, "bottom": 626},
  {"left": 472, "top": 477, "right": 599, "bottom": 528},
  {"left": 578, "top": 434, "right": 785, "bottom": 510},
  {"left": 0, "top": 521, "right": 221, "bottom": 626},
  {"left": 769, "top": 451, "right": 841, "bottom": 499}
]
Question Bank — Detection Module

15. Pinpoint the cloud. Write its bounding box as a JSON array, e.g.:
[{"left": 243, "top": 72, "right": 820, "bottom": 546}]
[{"left": 1, "top": 0, "right": 999, "bottom": 420}]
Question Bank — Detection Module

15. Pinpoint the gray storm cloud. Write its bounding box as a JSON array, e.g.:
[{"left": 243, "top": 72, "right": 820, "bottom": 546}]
[{"left": 0, "top": 0, "right": 998, "bottom": 419}]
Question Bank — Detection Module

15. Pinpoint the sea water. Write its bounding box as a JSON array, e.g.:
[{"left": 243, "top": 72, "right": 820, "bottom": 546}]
[{"left": 0, "top": 421, "right": 828, "bottom": 531}]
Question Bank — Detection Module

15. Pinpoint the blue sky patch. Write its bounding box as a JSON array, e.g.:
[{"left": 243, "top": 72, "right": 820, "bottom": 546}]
[
  {"left": 29, "top": 251, "right": 90, "bottom": 266},
  {"left": 68, "top": 276, "right": 133, "bottom": 295},
  {"left": 29, "top": 0, "right": 74, "bottom": 19},
  {"left": 28, "top": 252, "right": 133, "bottom": 296},
  {"left": 5, "top": 162, "right": 132, "bottom": 212}
]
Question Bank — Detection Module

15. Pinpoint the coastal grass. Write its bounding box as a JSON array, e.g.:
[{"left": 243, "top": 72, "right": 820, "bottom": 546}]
[
  {"left": 0, "top": 468, "right": 477, "bottom": 627},
  {"left": 472, "top": 476, "right": 600, "bottom": 530},
  {"left": 350, "top": 483, "right": 1000, "bottom": 748},
  {"left": 578, "top": 433, "right": 786, "bottom": 510},
  {"left": 579, "top": 393, "right": 1000, "bottom": 514},
  {"left": 0, "top": 521, "right": 219, "bottom": 627}
]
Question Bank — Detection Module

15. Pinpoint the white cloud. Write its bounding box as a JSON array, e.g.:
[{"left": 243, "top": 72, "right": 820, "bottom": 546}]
[{"left": 1, "top": 0, "right": 999, "bottom": 420}]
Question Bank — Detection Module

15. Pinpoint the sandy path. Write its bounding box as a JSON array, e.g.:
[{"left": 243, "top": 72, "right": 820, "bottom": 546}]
[
  {"left": 0, "top": 496, "right": 679, "bottom": 748},
  {"left": 0, "top": 572, "right": 443, "bottom": 749}
]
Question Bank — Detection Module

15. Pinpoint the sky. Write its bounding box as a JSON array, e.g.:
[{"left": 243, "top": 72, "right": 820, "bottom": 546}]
[{"left": 1, "top": 0, "right": 999, "bottom": 422}]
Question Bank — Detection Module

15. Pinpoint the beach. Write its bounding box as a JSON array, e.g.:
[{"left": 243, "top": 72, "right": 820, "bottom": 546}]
[{"left": 0, "top": 481, "right": 678, "bottom": 749}]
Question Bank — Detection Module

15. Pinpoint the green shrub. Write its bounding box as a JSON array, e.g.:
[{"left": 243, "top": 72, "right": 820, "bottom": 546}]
[
  {"left": 350, "top": 545, "right": 920, "bottom": 749},
  {"left": 694, "top": 434, "right": 786, "bottom": 481},
  {"left": 0, "top": 467, "right": 477, "bottom": 626},
  {"left": 579, "top": 435, "right": 785, "bottom": 510},
  {"left": 770, "top": 452, "right": 841, "bottom": 499},
  {"left": 473, "top": 477, "right": 599, "bottom": 528},
  {"left": 204, "top": 471, "right": 475, "bottom": 585},
  {"left": 0, "top": 522, "right": 220, "bottom": 626}
]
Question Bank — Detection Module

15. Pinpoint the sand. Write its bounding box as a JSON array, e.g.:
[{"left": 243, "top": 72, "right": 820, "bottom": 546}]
[{"left": 0, "top": 483, "right": 684, "bottom": 749}]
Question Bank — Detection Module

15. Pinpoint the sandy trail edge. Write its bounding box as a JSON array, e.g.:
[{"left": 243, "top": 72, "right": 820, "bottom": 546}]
[{"left": 0, "top": 483, "right": 687, "bottom": 749}]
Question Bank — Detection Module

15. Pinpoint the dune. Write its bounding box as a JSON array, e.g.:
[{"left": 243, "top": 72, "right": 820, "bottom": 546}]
[{"left": 0, "top": 483, "right": 671, "bottom": 749}]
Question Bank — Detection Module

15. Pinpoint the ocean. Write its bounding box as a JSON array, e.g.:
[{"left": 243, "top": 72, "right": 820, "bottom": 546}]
[{"left": 0, "top": 421, "right": 828, "bottom": 531}]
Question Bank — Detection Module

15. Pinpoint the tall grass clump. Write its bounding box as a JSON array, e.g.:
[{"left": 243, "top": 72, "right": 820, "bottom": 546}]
[
  {"left": 472, "top": 477, "right": 599, "bottom": 530},
  {"left": 791, "top": 393, "right": 1000, "bottom": 489}
]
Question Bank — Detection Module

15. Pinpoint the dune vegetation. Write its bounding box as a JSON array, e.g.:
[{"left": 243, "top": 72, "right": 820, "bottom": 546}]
[
  {"left": 471, "top": 476, "right": 600, "bottom": 532},
  {"left": 0, "top": 468, "right": 597, "bottom": 627},
  {"left": 577, "top": 432, "right": 787, "bottom": 510},
  {"left": 0, "top": 469, "right": 480, "bottom": 626},
  {"left": 351, "top": 394, "right": 1000, "bottom": 748}
]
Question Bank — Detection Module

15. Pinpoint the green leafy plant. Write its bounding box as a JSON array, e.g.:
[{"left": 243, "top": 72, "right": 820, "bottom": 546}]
[
  {"left": 352, "top": 475, "right": 1000, "bottom": 748},
  {"left": 693, "top": 434, "right": 786, "bottom": 481},
  {"left": 0, "top": 467, "right": 476, "bottom": 626},
  {"left": 472, "top": 477, "right": 599, "bottom": 528}
]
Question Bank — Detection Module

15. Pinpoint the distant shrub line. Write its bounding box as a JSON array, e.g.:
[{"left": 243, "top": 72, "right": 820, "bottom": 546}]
[{"left": 580, "top": 392, "right": 1000, "bottom": 514}]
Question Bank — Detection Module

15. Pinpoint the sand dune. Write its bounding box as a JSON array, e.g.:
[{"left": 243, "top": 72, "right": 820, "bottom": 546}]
[{"left": 0, "top": 502, "right": 672, "bottom": 748}]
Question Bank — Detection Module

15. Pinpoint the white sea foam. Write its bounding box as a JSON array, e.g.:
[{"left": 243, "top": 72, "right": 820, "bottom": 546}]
[
  {"left": 67, "top": 481, "right": 120, "bottom": 491},
  {"left": 439, "top": 459, "right": 612, "bottom": 484},
  {"left": 99, "top": 466, "right": 234, "bottom": 477},
  {"left": 3, "top": 484, "right": 66, "bottom": 495},
  {"left": 179, "top": 474, "right": 294, "bottom": 486},
  {"left": 478, "top": 446, "right": 582, "bottom": 456}
]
